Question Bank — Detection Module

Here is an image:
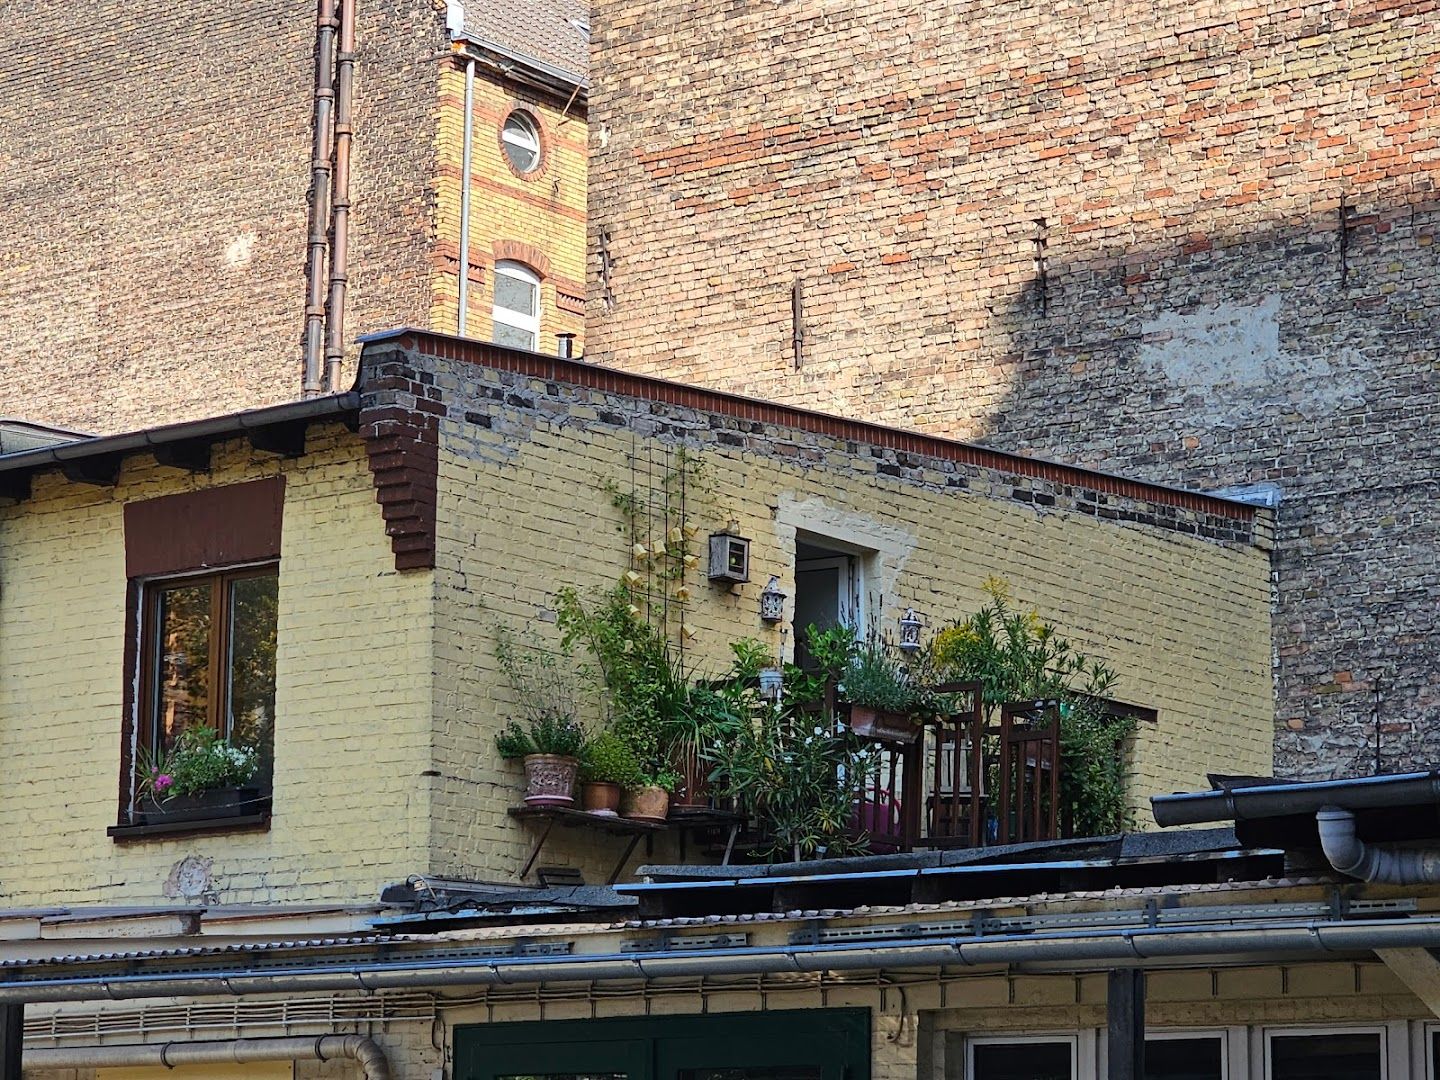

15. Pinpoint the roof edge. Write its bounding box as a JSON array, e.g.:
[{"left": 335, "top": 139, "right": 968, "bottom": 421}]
[
  {"left": 362, "top": 328, "right": 1260, "bottom": 525},
  {"left": 0, "top": 393, "right": 360, "bottom": 482}
]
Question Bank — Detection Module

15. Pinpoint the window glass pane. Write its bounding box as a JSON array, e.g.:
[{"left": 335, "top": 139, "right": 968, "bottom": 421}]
[
  {"left": 972, "top": 1041, "right": 1072, "bottom": 1080},
  {"left": 497, "top": 1075, "right": 624, "bottom": 1080},
  {"left": 493, "top": 322, "right": 538, "bottom": 350},
  {"left": 502, "top": 113, "right": 541, "bottom": 172},
  {"left": 1146, "top": 1037, "right": 1222, "bottom": 1080},
  {"left": 495, "top": 272, "right": 537, "bottom": 316},
  {"left": 1269, "top": 1032, "right": 1381, "bottom": 1080},
  {"left": 154, "top": 582, "right": 211, "bottom": 748},
  {"left": 227, "top": 573, "right": 278, "bottom": 754}
]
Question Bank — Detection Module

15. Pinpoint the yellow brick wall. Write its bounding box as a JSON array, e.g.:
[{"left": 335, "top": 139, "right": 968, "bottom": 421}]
[
  {"left": 425, "top": 362, "right": 1273, "bottom": 883},
  {"left": 0, "top": 426, "right": 434, "bottom": 906},
  {"left": 430, "top": 61, "right": 587, "bottom": 355}
]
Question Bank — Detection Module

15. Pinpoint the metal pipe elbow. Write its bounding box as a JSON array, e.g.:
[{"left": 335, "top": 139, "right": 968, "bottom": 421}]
[{"left": 1317, "top": 805, "right": 1440, "bottom": 884}]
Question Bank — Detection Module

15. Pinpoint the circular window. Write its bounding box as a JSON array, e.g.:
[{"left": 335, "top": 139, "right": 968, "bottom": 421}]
[{"left": 501, "top": 111, "right": 542, "bottom": 174}]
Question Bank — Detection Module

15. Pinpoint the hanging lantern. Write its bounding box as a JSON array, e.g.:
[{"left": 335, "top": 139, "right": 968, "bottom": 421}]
[
  {"left": 898, "top": 608, "right": 923, "bottom": 653},
  {"left": 758, "top": 666, "right": 784, "bottom": 702},
  {"left": 759, "top": 575, "right": 786, "bottom": 623}
]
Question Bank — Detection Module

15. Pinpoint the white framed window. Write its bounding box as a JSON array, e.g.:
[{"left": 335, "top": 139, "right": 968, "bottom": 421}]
[
  {"left": 967, "top": 1034, "right": 1078, "bottom": 1080},
  {"left": 492, "top": 261, "right": 540, "bottom": 351},
  {"left": 501, "top": 110, "right": 542, "bottom": 174},
  {"left": 1263, "top": 1026, "right": 1387, "bottom": 1080}
]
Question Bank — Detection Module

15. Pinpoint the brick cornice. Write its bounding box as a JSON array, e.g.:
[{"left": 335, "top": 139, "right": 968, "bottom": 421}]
[
  {"left": 358, "top": 364, "right": 441, "bottom": 571},
  {"left": 367, "top": 329, "right": 1256, "bottom": 524}
]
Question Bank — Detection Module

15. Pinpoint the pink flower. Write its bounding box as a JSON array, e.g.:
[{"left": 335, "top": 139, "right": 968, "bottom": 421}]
[{"left": 154, "top": 774, "right": 173, "bottom": 792}]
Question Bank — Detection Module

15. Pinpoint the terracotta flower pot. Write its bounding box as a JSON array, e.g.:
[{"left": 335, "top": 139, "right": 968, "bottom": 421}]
[
  {"left": 522, "top": 754, "right": 579, "bottom": 806},
  {"left": 620, "top": 785, "right": 670, "bottom": 823},
  {"left": 581, "top": 781, "right": 622, "bottom": 816},
  {"left": 848, "top": 705, "right": 920, "bottom": 745}
]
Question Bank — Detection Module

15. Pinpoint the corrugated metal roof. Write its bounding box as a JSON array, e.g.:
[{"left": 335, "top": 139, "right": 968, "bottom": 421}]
[
  {"left": 0, "top": 934, "right": 415, "bottom": 970},
  {"left": 462, "top": 0, "right": 589, "bottom": 83}
]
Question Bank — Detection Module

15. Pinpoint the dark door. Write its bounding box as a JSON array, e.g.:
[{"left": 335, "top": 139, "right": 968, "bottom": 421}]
[{"left": 456, "top": 1010, "right": 869, "bottom": 1080}]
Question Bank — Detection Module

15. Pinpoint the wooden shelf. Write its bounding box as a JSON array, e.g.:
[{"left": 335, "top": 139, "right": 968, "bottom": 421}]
[{"left": 508, "top": 805, "right": 747, "bottom": 882}]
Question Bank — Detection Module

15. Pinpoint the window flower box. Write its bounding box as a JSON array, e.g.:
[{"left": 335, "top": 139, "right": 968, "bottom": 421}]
[{"left": 133, "top": 786, "right": 264, "bottom": 826}]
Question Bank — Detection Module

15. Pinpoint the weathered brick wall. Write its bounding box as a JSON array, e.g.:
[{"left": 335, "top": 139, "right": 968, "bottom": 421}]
[
  {"left": 0, "top": 0, "right": 447, "bottom": 435},
  {"left": 586, "top": 0, "right": 1440, "bottom": 779},
  {"left": 0, "top": 427, "right": 434, "bottom": 905},
  {"left": 430, "top": 64, "right": 588, "bottom": 353},
  {"left": 362, "top": 333, "right": 1271, "bottom": 883}
]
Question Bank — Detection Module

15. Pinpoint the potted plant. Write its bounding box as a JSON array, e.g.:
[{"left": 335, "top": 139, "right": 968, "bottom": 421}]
[
  {"left": 839, "top": 635, "right": 924, "bottom": 744},
  {"left": 136, "top": 726, "right": 263, "bottom": 823},
  {"left": 497, "top": 714, "right": 586, "bottom": 805},
  {"left": 621, "top": 767, "right": 678, "bottom": 823},
  {"left": 578, "top": 731, "right": 642, "bottom": 816},
  {"left": 493, "top": 625, "right": 586, "bottom": 806}
]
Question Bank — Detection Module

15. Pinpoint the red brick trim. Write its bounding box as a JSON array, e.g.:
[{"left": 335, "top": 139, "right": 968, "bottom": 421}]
[
  {"left": 381, "top": 330, "right": 1256, "bottom": 523},
  {"left": 493, "top": 239, "right": 551, "bottom": 279},
  {"left": 358, "top": 365, "right": 440, "bottom": 571}
]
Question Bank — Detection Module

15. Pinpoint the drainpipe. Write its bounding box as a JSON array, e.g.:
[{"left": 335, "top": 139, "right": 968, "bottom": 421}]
[
  {"left": 25, "top": 1035, "right": 389, "bottom": 1080},
  {"left": 457, "top": 55, "right": 476, "bottom": 336},
  {"left": 1317, "top": 806, "right": 1440, "bottom": 884},
  {"left": 302, "top": 0, "right": 339, "bottom": 396},
  {"left": 323, "top": 0, "right": 358, "bottom": 393}
]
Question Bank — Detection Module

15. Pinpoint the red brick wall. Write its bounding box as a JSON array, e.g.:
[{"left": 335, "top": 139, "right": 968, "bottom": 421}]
[
  {"left": 587, "top": 0, "right": 1440, "bottom": 777},
  {"left": 0, "top": 0, "right": 447, "bottom": 434}
]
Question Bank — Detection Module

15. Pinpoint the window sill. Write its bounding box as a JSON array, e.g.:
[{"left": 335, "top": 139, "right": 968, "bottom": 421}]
[{"left": 107, "top": 812, "right": 271, "bottom": 842}]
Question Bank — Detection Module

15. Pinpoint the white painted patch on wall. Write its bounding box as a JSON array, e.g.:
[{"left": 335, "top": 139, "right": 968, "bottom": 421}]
[
  {"left": 222, "top": 231, "right": 257, "bottom": 270},
  {"left": 1140, "top": 294, "right": 1365, "bottom": 415}
]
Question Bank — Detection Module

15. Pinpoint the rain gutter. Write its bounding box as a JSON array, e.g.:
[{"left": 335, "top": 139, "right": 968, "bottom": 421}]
[
  {"left": 1151, "top": 771, "right": 1440, "bottom": 827},
  {"left": 0, "top": 394, "right": 359, "bottom": 481},
  {"left": 5, "top": 916, "right": 1440, "bottom": 1003}
]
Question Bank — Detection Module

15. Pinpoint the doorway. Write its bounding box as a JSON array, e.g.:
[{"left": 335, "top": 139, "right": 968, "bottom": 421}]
[{"left": 793, "top": 535, "right": 865, "bottom": 668}]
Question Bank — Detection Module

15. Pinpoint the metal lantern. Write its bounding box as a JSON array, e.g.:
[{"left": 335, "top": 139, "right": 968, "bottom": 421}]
[
  {"left": 707, "top": 524, "right": 751, "bottom": 583},
  {"left": 898, "top": 608, "right": 923, "bottom": 653},
  {"left": 759, "top": 575, "right": 786, "bottom": 623},
  {"left": 757, "top": 666, "right": 784, "bottom": 702}
]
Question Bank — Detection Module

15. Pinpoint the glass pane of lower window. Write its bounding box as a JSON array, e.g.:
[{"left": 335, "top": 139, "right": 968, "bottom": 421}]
[
  {"left": 498, "top": 1074, "right": 626, "bottom": 1080},
  {"left": 226, "top": 573, "right": 278, "bottom": 756},
  {"left": 1269, "top": 1032, "right": 1382, "bottom": 1080},
  {"left": 1146, "top": 1037, "right": 1223, "bottom": 1079},
  {"left": 494, "top": 322, "right": 538, "bottom": 350},
  {"left": 971, "top": 1041, "right": 1073, "bottom": 1080},
  {"left": 155, "top": 581, "right": 212, "bottom": 747}
]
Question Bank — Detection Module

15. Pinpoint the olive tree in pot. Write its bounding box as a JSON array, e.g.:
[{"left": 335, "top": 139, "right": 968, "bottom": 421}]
[{"left": 493, "top": 625, "right": 586, "bottom": 806}]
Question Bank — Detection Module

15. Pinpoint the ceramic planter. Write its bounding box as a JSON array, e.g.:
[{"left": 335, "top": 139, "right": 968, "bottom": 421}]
[
  {"left": 581, "top": 781, "right": 622, "bottom": 816},
  {"left": 522, "top": 754, "right": 579, "bottom": 806},
  {"left": 620, "top": 785, "right": 670, "bottom": 823},
  {"left": 134, "top": 786, "right": 262, "bottom": 825},
  {"left": 847, "top": 705, "right": 921, "bottom": 745}
]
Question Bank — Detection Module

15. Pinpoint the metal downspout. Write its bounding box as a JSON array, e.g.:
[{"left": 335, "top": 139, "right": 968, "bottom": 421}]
[
  {"left": 1317, "top": 806, "right": 1440, "bottom": 884},
  {"left": 457, "top": 56, "right": 475, "bottom": 336},
  {"left": 302, "top": 0, "right": 339, "bottom": 396},
  {"left": 324, "top": 0, "right": 358, "bottom": 393},
  {"left": 25, "top": 1035, "right": 389, "bottom": 1080}
]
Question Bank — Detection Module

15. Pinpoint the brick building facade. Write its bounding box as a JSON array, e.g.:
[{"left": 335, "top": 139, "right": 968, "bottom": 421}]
[
  {"left": 585, "top": 0, "right": 1440, "bottom": 779},
  {"left": 0, "top": 0, "right": 586, "bottom": 435}
]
